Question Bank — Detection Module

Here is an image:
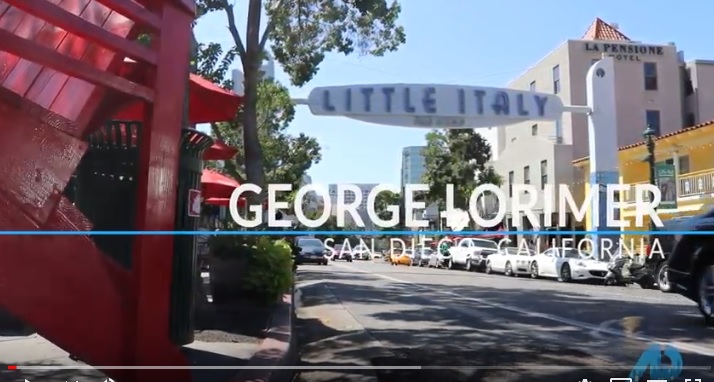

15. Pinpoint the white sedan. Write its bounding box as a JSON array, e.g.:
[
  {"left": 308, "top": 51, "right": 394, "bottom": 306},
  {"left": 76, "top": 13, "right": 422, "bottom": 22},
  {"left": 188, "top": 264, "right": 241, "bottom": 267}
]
[
  {"left": 529, "top": 247, "right": 609, "bottom": 282},
  {"left": 485, "top": 247, "right": 535, "bottom": 276}
]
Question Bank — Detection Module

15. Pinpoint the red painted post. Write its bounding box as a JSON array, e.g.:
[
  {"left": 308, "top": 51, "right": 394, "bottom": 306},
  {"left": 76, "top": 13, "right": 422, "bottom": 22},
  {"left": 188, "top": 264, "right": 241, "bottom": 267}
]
[{"left": 128, "top": 2, "right": 195, "bottom": 381}]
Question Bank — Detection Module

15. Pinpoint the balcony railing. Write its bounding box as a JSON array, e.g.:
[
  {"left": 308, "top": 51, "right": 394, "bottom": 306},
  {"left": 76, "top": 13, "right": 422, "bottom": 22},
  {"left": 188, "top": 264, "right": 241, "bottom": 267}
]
[{"left": 621, "top": 168, "right": 714, "bottom": 204}]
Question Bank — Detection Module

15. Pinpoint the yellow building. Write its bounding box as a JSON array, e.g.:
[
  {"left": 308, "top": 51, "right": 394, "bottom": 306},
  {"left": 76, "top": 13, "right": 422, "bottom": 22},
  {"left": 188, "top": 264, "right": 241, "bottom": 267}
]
[{"left": 573, "top": 120, "right": 714, "bottom": 244}]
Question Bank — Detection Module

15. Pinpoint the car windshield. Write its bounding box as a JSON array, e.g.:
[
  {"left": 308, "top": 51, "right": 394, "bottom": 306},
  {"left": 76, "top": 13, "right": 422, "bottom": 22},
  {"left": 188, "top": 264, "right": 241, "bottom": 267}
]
[
  {"left": 505, "top": 247, "right": 531, "bottom": 256},
  {"left": 559, "top": 248, "right": 587, "bottom": 258},
  {"left": 298, "top": 239, "right": 324, "bottom": 249},
  {"left": 420, "top": 248, "right": 433, "bottom": 255},
  {"left": 472, "top": 239, "right": 498, "bottom": 249}
]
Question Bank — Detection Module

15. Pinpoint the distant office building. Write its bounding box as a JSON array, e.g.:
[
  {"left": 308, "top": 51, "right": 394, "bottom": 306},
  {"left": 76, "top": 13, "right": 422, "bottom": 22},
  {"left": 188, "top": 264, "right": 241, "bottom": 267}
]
[
  {"left": 328, "top": 183, "right": 379, "bottom": 210},
  {"left": 326, "top": 183, "right": 379, "bottom": 229},
  {"left": 400, "top": 146, "right": 439, "bottom": 221},
  {"left": 401, "top": 146, "right": 426, "bottom": 188}
]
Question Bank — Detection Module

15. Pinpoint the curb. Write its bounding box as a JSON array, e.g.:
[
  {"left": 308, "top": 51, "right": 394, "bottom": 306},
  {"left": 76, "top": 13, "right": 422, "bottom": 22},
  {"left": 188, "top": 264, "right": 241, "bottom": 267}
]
[{"left": 232, "top": 288, "right": 297, "bottom": 382}]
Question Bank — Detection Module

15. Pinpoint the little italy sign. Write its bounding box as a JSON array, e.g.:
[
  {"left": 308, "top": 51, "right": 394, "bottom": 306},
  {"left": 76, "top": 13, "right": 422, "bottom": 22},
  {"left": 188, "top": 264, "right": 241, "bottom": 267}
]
[{"left": 304, "top": 84, "right": 565, "bottom": 128}]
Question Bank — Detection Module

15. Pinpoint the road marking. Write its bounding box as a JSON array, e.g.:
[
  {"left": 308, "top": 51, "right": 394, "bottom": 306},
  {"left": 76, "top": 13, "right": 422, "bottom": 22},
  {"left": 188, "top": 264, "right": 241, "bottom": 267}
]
[{"left": 332, "top": 263, "right": 714, "bottom": 358}]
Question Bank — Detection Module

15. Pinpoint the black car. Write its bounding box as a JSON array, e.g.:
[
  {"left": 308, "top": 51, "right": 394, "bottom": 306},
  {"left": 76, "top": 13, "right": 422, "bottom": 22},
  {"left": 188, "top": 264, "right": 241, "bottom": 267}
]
[
  {"left": 295, "top": 237, "right": 329, "bottom": 265},
  {"left": 652, "top": 210, "right": 714, "bottom": 325}
]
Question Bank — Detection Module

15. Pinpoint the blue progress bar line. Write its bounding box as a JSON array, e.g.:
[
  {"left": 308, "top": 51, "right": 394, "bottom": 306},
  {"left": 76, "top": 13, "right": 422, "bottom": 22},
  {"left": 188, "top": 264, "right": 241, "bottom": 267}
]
[{"left": 0, "top": 230, "right": 705, "bottom": 236}]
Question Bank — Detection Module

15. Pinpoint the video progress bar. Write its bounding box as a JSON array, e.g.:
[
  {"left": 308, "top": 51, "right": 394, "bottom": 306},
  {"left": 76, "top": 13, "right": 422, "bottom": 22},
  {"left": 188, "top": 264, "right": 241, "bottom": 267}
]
[{"left": 7, "top": 365, "right": 713, "bottom": 370}]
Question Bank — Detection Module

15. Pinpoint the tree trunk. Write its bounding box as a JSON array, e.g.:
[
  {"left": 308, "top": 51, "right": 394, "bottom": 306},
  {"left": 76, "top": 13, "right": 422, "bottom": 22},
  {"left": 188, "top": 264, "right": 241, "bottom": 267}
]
[{"left": 241, "top": 0, "right": 267, "bottom": 197}]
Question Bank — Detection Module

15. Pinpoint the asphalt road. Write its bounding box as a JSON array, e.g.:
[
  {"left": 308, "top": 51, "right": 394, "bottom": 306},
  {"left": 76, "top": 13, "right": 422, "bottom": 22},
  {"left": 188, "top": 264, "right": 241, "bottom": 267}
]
[{"left": 295, "top": 260, "right": 714, "bottom": 382}]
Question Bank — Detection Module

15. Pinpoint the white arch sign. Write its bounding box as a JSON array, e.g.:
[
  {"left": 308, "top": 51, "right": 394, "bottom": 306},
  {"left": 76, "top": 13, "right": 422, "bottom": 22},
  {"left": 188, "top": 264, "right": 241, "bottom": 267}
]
[{"left": 290, "top": 57, "right": 620, "bottom": 256}]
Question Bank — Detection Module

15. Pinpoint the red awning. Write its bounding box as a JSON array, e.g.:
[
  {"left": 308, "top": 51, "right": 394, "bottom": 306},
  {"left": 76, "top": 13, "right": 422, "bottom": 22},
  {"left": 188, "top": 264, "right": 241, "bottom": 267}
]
[
  {"left": 114, "top": 62, "right": 242, "bottom": 124},
  {"left": 203, "top": 140, "right": 238, "bottom": 160},
  {"left": 204, "top": 197, "right": 268, "bottom": 208}
]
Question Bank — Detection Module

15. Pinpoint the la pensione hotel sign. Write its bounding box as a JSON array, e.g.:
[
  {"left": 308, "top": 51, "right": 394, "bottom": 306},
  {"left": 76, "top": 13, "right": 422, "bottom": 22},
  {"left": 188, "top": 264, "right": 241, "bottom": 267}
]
[{"left": 585, "top": 42, "right": 665, "bottom": 62}]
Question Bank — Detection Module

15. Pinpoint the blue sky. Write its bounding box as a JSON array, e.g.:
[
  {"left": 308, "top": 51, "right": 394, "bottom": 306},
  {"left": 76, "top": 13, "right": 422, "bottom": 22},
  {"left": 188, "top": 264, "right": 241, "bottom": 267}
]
[{"left": 194, "top": 0, "right": 712, "bottom": 185}]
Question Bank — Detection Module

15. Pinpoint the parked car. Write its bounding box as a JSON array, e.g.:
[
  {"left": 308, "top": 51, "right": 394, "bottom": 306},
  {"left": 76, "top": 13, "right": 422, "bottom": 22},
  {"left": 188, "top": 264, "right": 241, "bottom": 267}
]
[
  {"left": 646, "top": 216, "right": 692, "bottom": 293},
  {"left": 529, "top": 247, "right": 608, "bottom": 282},
  {"left": 655, "top": 209, "right": 714, "bottom": 325},
  {"left": 428, "top": 240, "right": 454, "bottom": 268},
  {"left": 486, "top": 246, "right": 535, "bottom": 276},
  {"left": 391, "top": 249, "right": 413, "bottom": 266},
  {"left": 415, "top": 247, "right": 435, "bottom": 267},
  {"left": 332, "top": 244, "right": 353, "bottom": 262},
  {"left": 448, "top": 238, "right": 500, "bottom": 271},
  {"left": 352, "top": 244, "right": 372, "bottom": 260},
  {"left": 295, "top": 237, "right": 329, "bottom": 265}
]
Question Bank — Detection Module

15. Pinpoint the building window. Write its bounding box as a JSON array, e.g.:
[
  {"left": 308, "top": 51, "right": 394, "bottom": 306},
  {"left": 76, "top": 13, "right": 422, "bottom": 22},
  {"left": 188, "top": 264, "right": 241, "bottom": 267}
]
[
  {"left": 529, "top": 81, "right": 536, "bottom": 92},
  {"left": 523, "top": 166, "right": 530, "bottom": 185},
  {"left": 552, "top": 65, "right": 560, "bottom": 94},
  {"left": 508, "top": 171, "right": 514, "bottom": 197},
  {"left": 685, "top": 112, "right": 696, "bottom": 127},
  {"left": 540, "top": 160, "right": 547, "bottom": 190},
  {"left": 646, "top": 110, "right": 661, "bottom": 135},
  {"left": 531, "top": 124, "right": 538, "bottom": 136},
  {"left": 644, "top": 62, "right": 658, "bottom": 90},
  {"left": 678, "top": 155, "right": 691, "bottom": 174}
]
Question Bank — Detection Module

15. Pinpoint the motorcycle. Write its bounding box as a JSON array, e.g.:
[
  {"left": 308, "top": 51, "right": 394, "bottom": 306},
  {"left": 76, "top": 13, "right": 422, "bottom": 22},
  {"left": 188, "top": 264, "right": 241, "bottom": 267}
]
[{"left": 603, "top": 248, "right": 655, "bottom": 289}]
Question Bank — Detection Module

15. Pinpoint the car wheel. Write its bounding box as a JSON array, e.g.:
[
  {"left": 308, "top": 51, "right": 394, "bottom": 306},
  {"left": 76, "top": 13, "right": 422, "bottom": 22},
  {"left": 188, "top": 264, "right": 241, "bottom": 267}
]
[
  {"left": 447, "top": 259, "right": 454, "bottom": 270},
  {"left": 485, "top": 260, "right": 493, "bottom": 274},
  {"left": 657, "top": 262, "right": 672, "bottom": 293},
  {"left": 505, "top": 261, "right": 513, "bottom": 277},
  {"left": 696, "top": 263, "right": 714, "bottom": 327},
  {"left": 530, "top": 262, "right": 539, "bottom": 279},
  {"left": 465, "top": 259, "right": 472, "bottom": 272},
  {"left": 559, "top": 263, "right": 572, "bottom": 282},
  {"left": 347, "top": 258, "right": 353, "bottom": 263}
]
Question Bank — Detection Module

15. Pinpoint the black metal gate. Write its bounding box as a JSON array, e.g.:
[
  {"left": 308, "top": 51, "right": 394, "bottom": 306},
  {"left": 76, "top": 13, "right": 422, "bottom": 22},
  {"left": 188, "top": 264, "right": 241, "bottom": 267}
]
[{"left": 69, "top": 121, "right": 213, "bottom": 345}]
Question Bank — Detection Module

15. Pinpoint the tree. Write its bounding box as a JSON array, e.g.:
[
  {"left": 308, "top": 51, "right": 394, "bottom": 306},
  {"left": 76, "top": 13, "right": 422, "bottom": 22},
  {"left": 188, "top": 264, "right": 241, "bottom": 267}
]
[
  {"left": 422, "top": 130, "right": 502, "bottom": 212},
  {"left": 204, "top": 78, "right": 322, "bottom": 189},
  {"left": 196, "top": 0, "right": 406, "bottom": 195},
  {"left": 373, "top": 190, "right": 402, "bottom": 225}
]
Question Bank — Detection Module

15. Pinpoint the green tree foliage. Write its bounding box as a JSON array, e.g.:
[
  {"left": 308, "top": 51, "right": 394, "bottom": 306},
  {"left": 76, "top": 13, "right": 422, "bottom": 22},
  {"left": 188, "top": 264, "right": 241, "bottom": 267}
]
[
  {"left": 196, "top": 0, "right": 406, "bottom": 192},
  {"left": 373, "top": 190, "right": 402, "bottom": 224},
  {"left": 422, "top": 129, "right": 502, "bottom": 210}
]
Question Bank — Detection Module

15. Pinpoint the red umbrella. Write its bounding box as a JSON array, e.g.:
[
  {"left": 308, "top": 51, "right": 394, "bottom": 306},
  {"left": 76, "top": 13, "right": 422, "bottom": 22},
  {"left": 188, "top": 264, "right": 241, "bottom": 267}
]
[
  {"left": 113, "top": 61, "right": 243, "bottom": 124},
  {"left": 203, "top": 140, "right": 238, "bottom": 160},
  {"left": 201, "top": 169, "right": 240, "bottom": 199}
]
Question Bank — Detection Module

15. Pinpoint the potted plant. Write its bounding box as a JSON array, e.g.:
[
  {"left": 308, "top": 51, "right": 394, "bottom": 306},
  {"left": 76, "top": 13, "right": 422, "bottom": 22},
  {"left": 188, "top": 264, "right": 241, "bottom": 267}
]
[{"left": 208, "top": 235, "right": 293, "bottom": 305}]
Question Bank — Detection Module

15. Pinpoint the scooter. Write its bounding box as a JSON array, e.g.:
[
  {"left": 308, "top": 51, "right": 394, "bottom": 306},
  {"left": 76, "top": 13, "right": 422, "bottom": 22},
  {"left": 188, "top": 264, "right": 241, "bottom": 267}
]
[{"left": 604, "top": 250, "right": 656, "bottom": 289}]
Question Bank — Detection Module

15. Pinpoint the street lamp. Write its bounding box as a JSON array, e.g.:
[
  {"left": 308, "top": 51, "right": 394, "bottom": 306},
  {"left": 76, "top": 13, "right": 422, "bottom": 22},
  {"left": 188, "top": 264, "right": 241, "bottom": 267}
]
[{"left": 643, "top": 125, "right": 657, "bottom": 230}]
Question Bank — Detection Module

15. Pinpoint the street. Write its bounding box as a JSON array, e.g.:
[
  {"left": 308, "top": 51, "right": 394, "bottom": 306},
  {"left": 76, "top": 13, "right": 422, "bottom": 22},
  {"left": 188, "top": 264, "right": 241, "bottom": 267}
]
[{"left": 295, "top": 261, "right": 714, "bottom": 382}]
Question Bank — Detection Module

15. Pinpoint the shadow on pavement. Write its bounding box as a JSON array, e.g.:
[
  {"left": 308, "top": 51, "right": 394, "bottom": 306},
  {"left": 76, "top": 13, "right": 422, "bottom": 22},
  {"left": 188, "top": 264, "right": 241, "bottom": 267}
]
[{"left": 295, "top": 267, "right": 713, "bottom": 382}]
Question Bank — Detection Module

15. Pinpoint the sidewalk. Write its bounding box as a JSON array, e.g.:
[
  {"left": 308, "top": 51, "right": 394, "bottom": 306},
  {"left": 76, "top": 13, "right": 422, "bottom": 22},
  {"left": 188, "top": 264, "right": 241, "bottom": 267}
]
[
  {"left": 294, "top": 282, "right": 394, "bottom": 382},
  {"left": 0, "top": 334, "right": 107, "bottom": 381}
]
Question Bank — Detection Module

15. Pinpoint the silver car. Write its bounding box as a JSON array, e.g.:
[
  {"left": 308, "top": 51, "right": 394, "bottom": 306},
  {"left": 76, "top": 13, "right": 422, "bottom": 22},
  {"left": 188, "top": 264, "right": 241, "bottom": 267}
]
[{"left": 415, "top": 248, "right": 435, "bottom": 266}]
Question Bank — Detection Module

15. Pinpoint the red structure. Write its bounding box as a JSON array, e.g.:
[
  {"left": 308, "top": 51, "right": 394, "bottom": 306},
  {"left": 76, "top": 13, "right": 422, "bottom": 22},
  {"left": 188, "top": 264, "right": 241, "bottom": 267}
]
[{"left": 0, "top": 1, "right": 239, "bottom": 381}]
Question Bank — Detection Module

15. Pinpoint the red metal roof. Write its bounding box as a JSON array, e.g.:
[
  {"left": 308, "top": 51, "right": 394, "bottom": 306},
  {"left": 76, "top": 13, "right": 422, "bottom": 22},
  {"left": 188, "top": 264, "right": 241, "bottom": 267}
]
[{"left": 582, "top": 18, "right": 631, "bottom": 41}]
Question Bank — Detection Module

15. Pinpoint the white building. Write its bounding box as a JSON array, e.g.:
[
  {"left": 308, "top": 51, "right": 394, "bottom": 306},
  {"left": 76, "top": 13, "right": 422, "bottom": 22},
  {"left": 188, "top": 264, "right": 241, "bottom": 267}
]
[{"left": 491, "top": 18, "right": 714, "bottom": 238}]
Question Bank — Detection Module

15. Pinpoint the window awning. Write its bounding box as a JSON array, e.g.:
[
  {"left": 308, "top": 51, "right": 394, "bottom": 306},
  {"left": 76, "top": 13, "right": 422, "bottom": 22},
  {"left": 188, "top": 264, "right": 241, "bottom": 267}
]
[{"left": 114, "top": 61, "right": 242, "bottom": 124}]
